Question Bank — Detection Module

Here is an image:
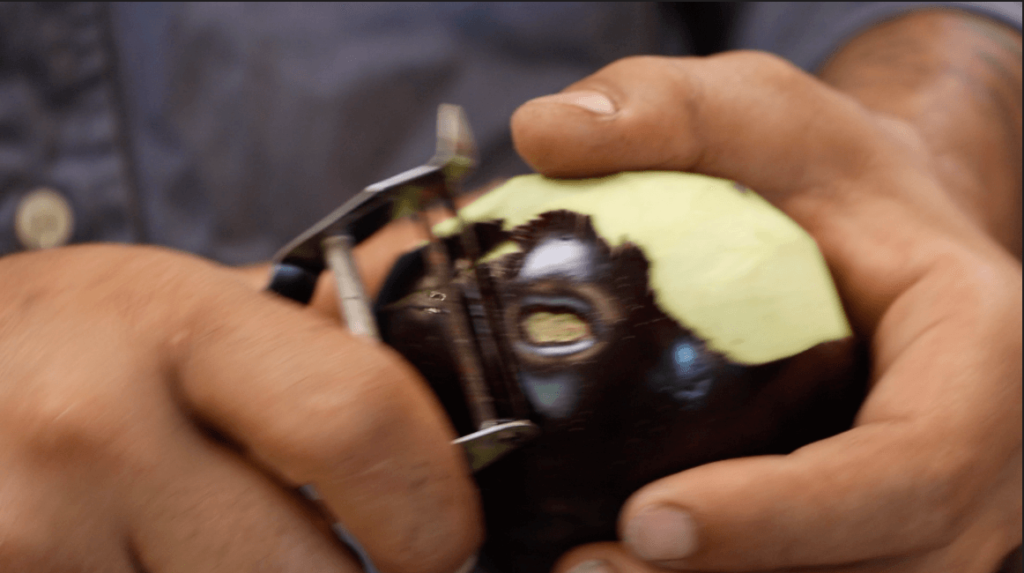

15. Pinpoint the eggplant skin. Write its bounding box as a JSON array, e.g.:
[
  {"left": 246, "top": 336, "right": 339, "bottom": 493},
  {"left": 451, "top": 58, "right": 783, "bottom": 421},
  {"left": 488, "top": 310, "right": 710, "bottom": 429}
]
[{"left": 376, "top": 212, "right": 868, "bottom": 573}]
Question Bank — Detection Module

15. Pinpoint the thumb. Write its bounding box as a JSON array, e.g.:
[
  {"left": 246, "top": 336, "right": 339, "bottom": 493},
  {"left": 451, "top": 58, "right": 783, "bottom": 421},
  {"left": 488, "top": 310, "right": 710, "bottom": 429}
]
[
  {"left": 510, "top": 52, "right": 887, "bottom": 210},
  {"left": 552, "top": 543, "right": 660, "bottom": 573}
]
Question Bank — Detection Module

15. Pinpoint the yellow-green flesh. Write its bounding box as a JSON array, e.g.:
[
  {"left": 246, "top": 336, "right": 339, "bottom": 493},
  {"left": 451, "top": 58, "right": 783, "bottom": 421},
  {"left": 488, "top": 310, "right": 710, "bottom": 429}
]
[{"left": 434, "top": 172, "right": 852, "bottom": 365}]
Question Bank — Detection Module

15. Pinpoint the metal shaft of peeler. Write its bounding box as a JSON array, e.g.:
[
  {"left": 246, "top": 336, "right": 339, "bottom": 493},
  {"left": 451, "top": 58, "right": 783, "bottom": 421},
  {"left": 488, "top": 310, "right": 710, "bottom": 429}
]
[
  {"left": 413, "top": 211, "right": 498, "bottom": 429},
  {"left": 323, "top": 234, "right": 380, "bottom": 340},
  {"left": 299, "top": 237, "right": 381, "bottom": 568}
]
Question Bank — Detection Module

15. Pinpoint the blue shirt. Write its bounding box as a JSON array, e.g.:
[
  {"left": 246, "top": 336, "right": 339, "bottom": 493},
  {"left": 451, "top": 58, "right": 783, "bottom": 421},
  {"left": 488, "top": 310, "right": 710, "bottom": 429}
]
[{"left": 1, "top": 2, "right": 1018, "bottom": 264}]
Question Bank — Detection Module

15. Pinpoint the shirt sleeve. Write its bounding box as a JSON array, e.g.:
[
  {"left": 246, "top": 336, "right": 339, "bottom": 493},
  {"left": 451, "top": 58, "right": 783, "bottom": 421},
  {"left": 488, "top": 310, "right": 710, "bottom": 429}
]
[{"left": 731, "top": 2, "right": 1023, "bottom": 72}]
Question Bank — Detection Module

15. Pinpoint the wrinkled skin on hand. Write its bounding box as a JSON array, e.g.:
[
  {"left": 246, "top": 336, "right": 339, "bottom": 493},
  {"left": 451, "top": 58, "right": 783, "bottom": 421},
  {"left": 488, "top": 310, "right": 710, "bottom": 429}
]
[
  {"left": 507, "top": 15, "right": 1022, "bottom": 573},
  {"left": 0, "top": 244, "right": 481, "bottom": 573}
]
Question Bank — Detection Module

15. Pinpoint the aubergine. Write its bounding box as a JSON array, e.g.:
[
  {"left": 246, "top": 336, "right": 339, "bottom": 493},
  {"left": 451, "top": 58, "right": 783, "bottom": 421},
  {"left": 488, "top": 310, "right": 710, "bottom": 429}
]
[{"left": 374, "top": 172, "right": 868, "bottom": 572}]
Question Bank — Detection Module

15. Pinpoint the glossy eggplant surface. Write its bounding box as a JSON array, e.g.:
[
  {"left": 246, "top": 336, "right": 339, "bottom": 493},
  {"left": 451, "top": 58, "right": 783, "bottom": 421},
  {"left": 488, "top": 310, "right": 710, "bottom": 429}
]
[{"left": 375, "top": 210, "right": 867, "bottom": 573}]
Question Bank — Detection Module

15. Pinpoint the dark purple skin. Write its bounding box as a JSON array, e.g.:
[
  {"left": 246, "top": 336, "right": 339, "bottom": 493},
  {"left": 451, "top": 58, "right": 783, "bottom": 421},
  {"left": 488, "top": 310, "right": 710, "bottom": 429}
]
[{"left": 375, "top": 211, "right": 868, "bottom": 573}]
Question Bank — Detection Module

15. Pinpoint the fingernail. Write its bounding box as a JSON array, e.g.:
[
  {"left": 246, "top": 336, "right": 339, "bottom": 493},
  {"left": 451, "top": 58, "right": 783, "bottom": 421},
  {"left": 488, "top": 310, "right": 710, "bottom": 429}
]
[
  {"left": 530, "top": 90, "right": 616, "bottom": 115},
  {"left": 452, "top": 553, "right": 478, "bottom": 573},
  {"left": 566, "top": 559, "right": 615, "bottom": 573},
  {"left": 624, "top": 505, "right": 699, "bottom": 561}
]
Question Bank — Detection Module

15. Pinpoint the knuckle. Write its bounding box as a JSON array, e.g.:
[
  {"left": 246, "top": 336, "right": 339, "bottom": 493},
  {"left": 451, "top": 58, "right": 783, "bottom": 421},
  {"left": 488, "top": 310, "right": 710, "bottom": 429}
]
[
  {"left": 726, "top": 49, "right": 802, "bottom": 78},
  {"left": 606, "top": 54, "right": 673, "bottom": 74},
  {"left": 714, "top": 50, "right": 818, "bottom": 98},
  {"left": 16, "top": 391, "right": 133, "bottom": 461},
  {"left": 1, "top": 323, "right": 157, "bottom": 467}
]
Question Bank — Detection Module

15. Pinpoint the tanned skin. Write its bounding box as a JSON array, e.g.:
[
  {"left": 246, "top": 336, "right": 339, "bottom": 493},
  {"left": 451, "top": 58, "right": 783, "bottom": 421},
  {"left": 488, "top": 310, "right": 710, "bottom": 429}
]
[
  {"left": 819, "top": 11, "right": 1022, "bottom": 259},
  {"left": 505, "top": 9, "right": 1022, "bottom": 573},
  {"left": 0, "top": 8, "right": 1018, "bottom": 573}
]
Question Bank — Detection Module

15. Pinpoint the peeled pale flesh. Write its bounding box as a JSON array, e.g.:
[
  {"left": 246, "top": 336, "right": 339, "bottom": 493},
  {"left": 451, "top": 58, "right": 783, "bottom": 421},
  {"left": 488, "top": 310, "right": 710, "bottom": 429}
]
[{"left": 434, "top": 171, "right": 851, "bottom": 365}]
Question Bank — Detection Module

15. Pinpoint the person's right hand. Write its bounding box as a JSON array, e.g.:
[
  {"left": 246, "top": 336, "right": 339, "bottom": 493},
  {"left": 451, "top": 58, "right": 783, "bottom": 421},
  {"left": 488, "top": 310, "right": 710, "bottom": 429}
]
[
  {"left": 0, "top": 243, "right": 481, "bottom": 573},
  {"left": 508, "top": 18, "right": 1021, "bottom": 570}
]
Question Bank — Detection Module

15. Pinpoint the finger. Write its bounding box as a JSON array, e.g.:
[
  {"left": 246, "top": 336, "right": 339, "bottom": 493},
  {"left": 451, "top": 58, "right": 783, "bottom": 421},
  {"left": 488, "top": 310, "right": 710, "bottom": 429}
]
[
  {"left": 611, "top": 249, "right": 1019, "bottom": 570},
  {"left": 508, "top": 52, "right": 999, "bottom": 298},
  {"left": 0, "top": 449, "right": 134, "bottom": 573},
  {"left": 508, "top": 51, "right": 986, "bottom": 339},
  {"left": 510, "top": 49, "right": 1023, "bottom": 573},
  {"left": 169, "top": 273, "right": 482, "bottom": 573},
  {"left": 615, "top": 424, "right": 981, "bottom": 571},
  {"left": 591, "top": 540, "right": 1017, "bottom": 573},
  {"left": 553, "top": 542, "right": 658, "bottom": 573},
  {"left": 551, "top": 543, "right": 912, "bottom": 573},
  {"left": 613, "top": 306, "right": 1015, "bottom": 570},
  {"left": 122, "top": 407, "right": 362, "bottom": 573},
  {"left": 510, "top": 52, "right": 893, "bottom": 209}
]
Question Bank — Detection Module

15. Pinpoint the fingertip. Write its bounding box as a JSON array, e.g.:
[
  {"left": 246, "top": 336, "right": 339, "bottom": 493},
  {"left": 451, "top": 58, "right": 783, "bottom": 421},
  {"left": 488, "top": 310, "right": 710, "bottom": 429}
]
[
  {"left": 563, "top": 559, "right": 616, "bottom": 573},
  {"left": 622, "top": 505, "right": 699, "bottom": 562},
  {"left": 553, "top": 542, "right": 659, "bottom": 573},
  {"left": 510, "top": 90, "right": 623, "bottom": 178}
]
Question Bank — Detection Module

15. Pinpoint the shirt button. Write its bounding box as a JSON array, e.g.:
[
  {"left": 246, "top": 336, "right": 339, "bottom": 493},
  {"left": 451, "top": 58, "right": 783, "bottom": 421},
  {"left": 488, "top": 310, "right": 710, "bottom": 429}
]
[{"left": 15, "top": 188, "right": 75, "bottom": 250}]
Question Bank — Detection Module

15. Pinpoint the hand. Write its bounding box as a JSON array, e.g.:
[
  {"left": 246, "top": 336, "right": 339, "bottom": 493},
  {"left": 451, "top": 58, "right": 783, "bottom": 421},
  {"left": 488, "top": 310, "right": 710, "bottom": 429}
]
[
  {"left": 509, "top": 12, "right": 1022, "bottom": 573},
  {"left": 0, "top": 243, "right": 481, "bottom": 572}
]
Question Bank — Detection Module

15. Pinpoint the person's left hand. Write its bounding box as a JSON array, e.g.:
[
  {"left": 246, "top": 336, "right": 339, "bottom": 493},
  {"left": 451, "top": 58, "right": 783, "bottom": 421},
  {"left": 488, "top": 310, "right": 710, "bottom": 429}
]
[{"left": 509, "top": 48, "right": 1022, "bottom": 573}]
